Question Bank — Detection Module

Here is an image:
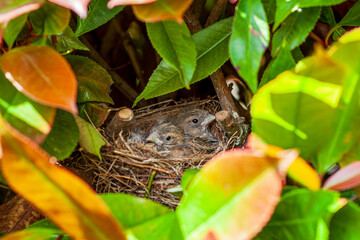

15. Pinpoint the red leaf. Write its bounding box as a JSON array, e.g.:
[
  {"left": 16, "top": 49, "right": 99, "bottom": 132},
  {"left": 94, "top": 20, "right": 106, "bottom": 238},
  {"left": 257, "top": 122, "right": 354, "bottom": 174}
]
[
  {"left": 0, "top": 0, "right": 43, "bottom": 23},
  {"left": 48, "top": 0, "right": 90, "bottom": 19},
  {"left": 323, "top": 161, "right": 360, "bottom": 191},
  {"left": 107, "top": 0, "right": 157, "bottom": 8},
  {"left": 0, "top": 46, "right": 78, "bottom": 114}
]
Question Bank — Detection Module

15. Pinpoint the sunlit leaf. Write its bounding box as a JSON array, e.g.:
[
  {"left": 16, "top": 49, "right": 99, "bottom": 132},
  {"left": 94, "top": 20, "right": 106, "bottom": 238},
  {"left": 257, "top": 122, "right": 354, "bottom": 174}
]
[
  {"left": 329, "top": 202, "right": 360, "bottom": 240},
  {"left": 65, "top": 55, "right": 113, "bottom": 104},
  {"left": 274, "top": 0, "right": 346, "bottom": 29},
  {"left": 177, "top": 136, "right": 297, "bottom": 240},
  {"left": 287, "top": 157, "right": 320, "bottom": 190},
  {"left": 3, "top": 13, "right": 28, "bottom": 48},
  {"left": 132, "top": 0, "right": 193, "bottom": 23},
  {"left": 75, "top": 0, "right": 124, "bottom": 36},
  {"left": 230, "top": 0, "right": 269, "bottom": 93},
  {"left": 41, "top": 110, "right": 79, "bottom": 161},
  {"left": 107, "top": 0, "right": 157, "bottom": 8},
  {"left": 134, "top": 17, "right": 232, "bottom": 106},
  {"left": 146, "top": 20, "right": 196, "bottom": 88},
  {"left": 49, "top": 0, "right": 90, "bottom": 19},
  {"left": 0, "top": 118, "right": 126, "bottom": 240},
  {"left": 252, "top": 54, "right": 344, "bottom": 159},
  {"left": 74, "top": 115, "right": 105, "bottom": 159},
  {"left": 0, "top": 0, "right": 43, "bottom": 24},
  {"left": 0, "top": 46, "right": 78, "bottom": 114},
  {"left": 256, "top": 189, "right": 342, "bottom": 240},
  {"left": 0, "top": 229, "right": 52, "bottom": 240},
  {"left": 29, "top": 2, "right": 70, "bottom": 35},
  {"left": 0, "top": 71, "right": 55, "bottom": 143},
  {"left": 272, "top": 7, "right": 321, "bottom": 57}
]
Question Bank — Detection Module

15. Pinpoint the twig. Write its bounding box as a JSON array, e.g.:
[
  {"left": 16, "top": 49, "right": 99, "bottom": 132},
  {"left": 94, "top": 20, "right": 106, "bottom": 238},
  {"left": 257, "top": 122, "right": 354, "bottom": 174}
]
[{"left": 204, "top": 0, "right": 228, "bottom": 27}]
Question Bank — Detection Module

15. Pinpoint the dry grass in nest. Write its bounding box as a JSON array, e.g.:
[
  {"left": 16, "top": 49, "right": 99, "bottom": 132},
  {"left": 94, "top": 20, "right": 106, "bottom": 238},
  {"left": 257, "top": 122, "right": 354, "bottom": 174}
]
[{"left": 66, "top": 98, "right": 241, "bottom": 209}]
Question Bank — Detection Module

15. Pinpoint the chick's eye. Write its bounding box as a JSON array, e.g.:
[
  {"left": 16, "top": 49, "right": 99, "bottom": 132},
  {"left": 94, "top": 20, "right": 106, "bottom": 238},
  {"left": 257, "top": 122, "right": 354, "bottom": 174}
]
[
  {"left": 192, "top": 118, "right": 199, "bottom": 124},
  {"left": 165, "top": 136, "right": 172, "bottom": 141}
]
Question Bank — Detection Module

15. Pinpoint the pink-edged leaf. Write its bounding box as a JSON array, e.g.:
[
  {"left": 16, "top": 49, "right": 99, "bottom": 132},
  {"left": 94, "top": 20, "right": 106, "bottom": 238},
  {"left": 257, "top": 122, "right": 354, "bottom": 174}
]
[
  {"left": 0, "top": 0, "right": 43, "bottom": 24},
  {"left": 107, "top": 0, "right": 157, "bottom": 8},
  {"left": 49, "top": 0, "right": 90, "bottom": 19},
  {"left": 323, "top": 161, "right": 360, "bottom": 191}
]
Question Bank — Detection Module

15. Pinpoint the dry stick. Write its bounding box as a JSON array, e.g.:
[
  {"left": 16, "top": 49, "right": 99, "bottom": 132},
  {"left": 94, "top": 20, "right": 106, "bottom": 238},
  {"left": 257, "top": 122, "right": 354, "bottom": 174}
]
[
  {"left": 204, "top": 0, "right": 228, "bottom": 28},
  {"left": 79, "top": 36, "right": 144, "bottom": 106},
  {"left": 190, "top": 0, "right": 207, "bottom": 19}
]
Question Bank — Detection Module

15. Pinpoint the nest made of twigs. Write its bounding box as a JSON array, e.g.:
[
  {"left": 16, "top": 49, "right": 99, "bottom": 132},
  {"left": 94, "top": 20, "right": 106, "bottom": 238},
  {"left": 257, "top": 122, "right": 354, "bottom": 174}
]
[{"left": 66, "top": 98, "right": 241, "bottom": 209}]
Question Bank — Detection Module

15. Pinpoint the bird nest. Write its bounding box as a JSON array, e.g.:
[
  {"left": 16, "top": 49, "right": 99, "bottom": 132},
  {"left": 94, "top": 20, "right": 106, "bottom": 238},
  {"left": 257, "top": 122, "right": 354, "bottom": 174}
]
[{"left": 66, "top": 98, "right": 244, "bottom": 209}]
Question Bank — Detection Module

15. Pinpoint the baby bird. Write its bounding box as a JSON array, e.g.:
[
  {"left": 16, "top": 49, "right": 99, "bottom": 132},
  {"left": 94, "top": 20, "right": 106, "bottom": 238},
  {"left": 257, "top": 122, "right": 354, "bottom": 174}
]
[
  {"left": 146, "top": 123, "right": 195, "bottom": 158},
  {"left": 173, "top": 109, "right": 216, "bottom": 141},
  {"left": 146, "top": 123, "right": 185, "bottom": 147}
]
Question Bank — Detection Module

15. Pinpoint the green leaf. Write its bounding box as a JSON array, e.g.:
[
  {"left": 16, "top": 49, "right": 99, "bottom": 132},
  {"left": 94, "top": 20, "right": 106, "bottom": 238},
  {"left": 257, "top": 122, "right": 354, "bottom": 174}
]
[
  {"left": 261, "top": 0, "right": 276, "bottom": 24},
  {"left": 252, "top": 55, "right": 344, "bottom": 158},
  {"left": 74, "top": 115, "right": 105, "bottom": 159},
  {"left": 146, "top": 20, "right": 196, "bottom": 89},
  {"left": 78, "top": 102, "right": 110, "bottom": 128},
  {"left": 134, "top": 17, "right": 233, "bottom": 106},
  {"left": 75, "top": 0, "right": 124, "bottom": 36},
  {"left": 52, "top": 26, "right": 89, "bottom": 52},
  {"left": 256, "top": 189, "right": 341, "bottom": 240},
  {"left": 29, "top": 2, "right": 70, "bottom": 35},
  {"left": 337, "top": 0, "right": 360, "bottom": 27},
  {"left": 0, "top": 71, "right": 55, "bottom": 143},
  {"left": 329, "top": 202, "right": 360, "bottom": 240},
  {"left": 315, "top": 35, "right": 360, "bottom": 173},
  {"left": 65, "top": 55, "right": 113, "bottom": 104},
  {"left": 274, "top": 0, "right": 346, "bottom": 29},
  {"left": 272, "top": 7, "right": 321, "bottom": 57},
  {"left": 3, "top": 13, "right": 28, "bottom": 48},
  {"left": 260, "top": 46, "right": 295, "bottom": 87},
  {"left": 102, "top": 193, "right": 182, "bottom": 240},
  {"left": 41, "top": 109, "right": 79, "bottom": 161},
  {"left": 230, "top": 0, "right": 269, "bottom": 93}
]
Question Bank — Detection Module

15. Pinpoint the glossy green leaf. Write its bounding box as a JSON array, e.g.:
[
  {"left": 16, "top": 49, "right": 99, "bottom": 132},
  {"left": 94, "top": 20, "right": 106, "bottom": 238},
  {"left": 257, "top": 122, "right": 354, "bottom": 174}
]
[
  {"left": 0, "top": 71, "right": 55, "bottom": 143},
  {"left": 74, "top": 115, "right": 105, "bottom": 159},
  {"left": 146, "top": 20, "right": 196, "bottom": 88},
  {"left": 52, "top": 26, "right": 89, "bottom": 52},
  {"left": 134, "top": 17, "right": 232, "bottom": 106},
  {"left": 3, "top": 13, "right": 28, "bottom": 48},
  {"left": 260, "top": 46, "right": 295, "bottom": 87},
  {"left": 230, "top": 0, "right": 269, "bottom": 93},
  {"left": 272, "top": 7, "right": 321, "bottom": 57},
  {"left": 252, "top": 56, "right": 344, "bottom": 158},
  {"left": 41, "top": 110, "right": 79, "bottom": 161},
  {"left": 329, "top": 202, "right": 360, "bottom": 240},
  {"left": 274, "top": 0, "right": 346, "bottom": 29},
  {"left": 29, "top": 2, "right": 70, "bottom": 35},
  {"left": 66, "top": 55, "right": 113, "bottom": 104},
  {"left": 0, "top": 0, "right": 42, "bottom": 23},
  {"left": 75, "top": 0, "right": 124, "bottom": 36},
  {"left": 315, "top": 33, "right": 360, "bottom": 173},
  {"left": 256, "top": 189, "right": 341, "bottom": 240}
]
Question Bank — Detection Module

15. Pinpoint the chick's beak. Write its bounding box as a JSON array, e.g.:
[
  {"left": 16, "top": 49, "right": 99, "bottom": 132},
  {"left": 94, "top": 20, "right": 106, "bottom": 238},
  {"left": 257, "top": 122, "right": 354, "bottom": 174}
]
[
  {"left": 201, "top": 114, "right": 215, "bottom": 126},
  {"left": 146, "top": 133, "right": 162, "bottom": 144}
]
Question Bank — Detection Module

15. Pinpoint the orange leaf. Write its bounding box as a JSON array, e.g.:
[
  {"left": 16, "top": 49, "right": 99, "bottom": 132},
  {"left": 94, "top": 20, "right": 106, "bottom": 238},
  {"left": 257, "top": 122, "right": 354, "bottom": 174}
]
[
  {"left": 0, "top": 46, "right": 77, "bottom": 114},
  {"left": 0, "top": 0, "right": 43, "bottom": 24},
  {"left": 0, "top": 118, "right": 125, "bottom": 240},
  {"left": 107, "top": 0, "right": 157, "bottom": 8},
  {"left": 177, "top": 135, "right": 298, "bottom": 239},
  {"left": 49, "top": 0, "right": 90, "bottom": 19},
  {"left": 132, "top": 0, "right": 193, "bottom": 23}
]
